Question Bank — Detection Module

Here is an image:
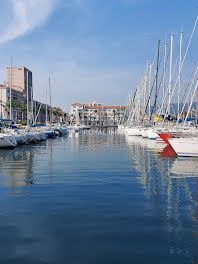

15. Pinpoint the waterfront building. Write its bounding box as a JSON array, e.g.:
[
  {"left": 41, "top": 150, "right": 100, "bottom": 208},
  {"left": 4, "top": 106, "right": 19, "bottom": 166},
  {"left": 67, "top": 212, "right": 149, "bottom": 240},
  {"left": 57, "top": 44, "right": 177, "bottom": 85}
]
[
  {"left": 0, "top": 66, "right": 66, "bottom": 124},
  {"left": 0, "top": 84, "right": 26, "bottom": 120},
  {"left": 0, "top": 84, "right": 66, "bottom": 123},
  {"left": 6, "top": 66, "right": 33, "bottom": 101},
  {"left": 70, "top": 100, "right": 127, "bottom": 126}
]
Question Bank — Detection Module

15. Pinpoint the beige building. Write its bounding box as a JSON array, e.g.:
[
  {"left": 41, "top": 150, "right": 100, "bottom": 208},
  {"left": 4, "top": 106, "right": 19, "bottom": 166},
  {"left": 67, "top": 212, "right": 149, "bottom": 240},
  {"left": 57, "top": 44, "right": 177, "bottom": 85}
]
[
  {"left": 70, "top": 101, "right": 127, "bottom": 126},
  {"left": 6, "top": 66, "right": 33, "bottom": 101},
  {"left": 0, "top": 84, "right": 26, "bottom": 120}
]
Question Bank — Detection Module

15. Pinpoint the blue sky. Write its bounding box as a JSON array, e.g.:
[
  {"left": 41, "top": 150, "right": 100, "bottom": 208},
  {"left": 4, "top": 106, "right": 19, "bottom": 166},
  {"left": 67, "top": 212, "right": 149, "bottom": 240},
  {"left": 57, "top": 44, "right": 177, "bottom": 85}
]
[{"left": 0, "top": 0, "right": 197, "bottom": 111}]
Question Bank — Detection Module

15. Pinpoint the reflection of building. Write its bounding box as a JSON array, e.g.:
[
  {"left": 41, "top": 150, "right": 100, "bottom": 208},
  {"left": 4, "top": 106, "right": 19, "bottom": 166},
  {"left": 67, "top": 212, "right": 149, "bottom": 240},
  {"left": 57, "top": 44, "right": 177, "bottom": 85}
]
[
  {"left": 0, "top": 147, "right": 35, "bottom": 188},
  {"left": 70, "top": 100, "right": 127, "bottom": 126},
  {"left": 70, "top": 129, "right": 124, "bottom": 152}
]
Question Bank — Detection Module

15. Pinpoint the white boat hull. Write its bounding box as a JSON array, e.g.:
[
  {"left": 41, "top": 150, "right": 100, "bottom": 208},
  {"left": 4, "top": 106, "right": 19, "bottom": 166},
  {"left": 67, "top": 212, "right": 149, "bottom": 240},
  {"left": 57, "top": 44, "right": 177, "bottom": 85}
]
[
  {"left": 0, "top": 134, "right": 17, "bottom": 148},
  {"left": 147, "top": 129, "right": 159, "bottom": 140},
  {"left": 141, "top": 129, "right": 149, "bottom": 138},
  {"left": 125, "top": 127, "right": 142, "bottom": 136},
  {"left": 168, "top": 137, "right": 198, "bottom": 157}
]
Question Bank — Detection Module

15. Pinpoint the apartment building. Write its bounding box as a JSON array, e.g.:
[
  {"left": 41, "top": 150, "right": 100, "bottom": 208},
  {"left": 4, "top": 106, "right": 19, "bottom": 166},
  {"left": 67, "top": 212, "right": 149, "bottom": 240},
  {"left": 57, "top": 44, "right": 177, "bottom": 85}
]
[
  {"left": 70, "top": 101, "right": 127, "bottom": 126},
  {"left": 6, "top": 66, "right": 33, "bottom": 101},
  {"left": 0, "top": 84, "right": 26, "bottom": 120}
]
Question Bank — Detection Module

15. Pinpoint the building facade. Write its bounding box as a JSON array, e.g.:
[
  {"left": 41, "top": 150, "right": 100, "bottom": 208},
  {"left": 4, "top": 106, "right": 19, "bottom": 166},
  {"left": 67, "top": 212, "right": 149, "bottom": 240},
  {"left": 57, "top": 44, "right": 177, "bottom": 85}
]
[
  {"left": 70, "top": 101, "right": 127, "bottom": 126},
  {"left": 0, "top": 84, "right": 27, "bottom": 121},
  {"left": 6, "top": 66, "right": 33, "bottom": 101}
]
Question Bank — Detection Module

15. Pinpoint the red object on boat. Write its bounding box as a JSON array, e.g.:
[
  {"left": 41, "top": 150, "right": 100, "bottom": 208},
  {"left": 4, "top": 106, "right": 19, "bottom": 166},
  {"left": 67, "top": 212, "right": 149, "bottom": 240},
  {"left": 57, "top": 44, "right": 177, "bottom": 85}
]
[
  {"left": 158, "top": 133, "right": 177, "bottom": 145},
  {"left": 160, "top": 144, "right": 177, "bottom": 157}
]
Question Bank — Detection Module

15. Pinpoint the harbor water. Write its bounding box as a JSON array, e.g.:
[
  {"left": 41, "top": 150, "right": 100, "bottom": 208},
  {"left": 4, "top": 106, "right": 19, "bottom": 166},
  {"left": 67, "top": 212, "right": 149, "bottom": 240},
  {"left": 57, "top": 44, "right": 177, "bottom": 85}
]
[{"left": 0, "top": 129, "right": 198, "bottom": 263}]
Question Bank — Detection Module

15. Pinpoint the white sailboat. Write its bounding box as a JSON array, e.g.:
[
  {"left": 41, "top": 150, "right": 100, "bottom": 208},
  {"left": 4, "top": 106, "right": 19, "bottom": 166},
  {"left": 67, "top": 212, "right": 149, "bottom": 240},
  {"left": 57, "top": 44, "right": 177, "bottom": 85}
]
[
  {"left": 125, "top": 126, "right": 142, "bottom": 136},
  {"left": 0, "top": 133, "right": 17, "bottom": 148},
  {"left": 168, "top": 137, "right": 198, "bottom": 157}
]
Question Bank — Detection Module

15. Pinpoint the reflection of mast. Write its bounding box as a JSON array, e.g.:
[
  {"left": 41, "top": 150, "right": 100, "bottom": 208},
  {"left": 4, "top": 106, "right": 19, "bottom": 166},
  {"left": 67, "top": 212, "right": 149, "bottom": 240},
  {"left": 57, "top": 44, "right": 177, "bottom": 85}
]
[
  {"left": 24, "top": 149, "right": 34, "bottom": 185},
  {"left": 46, "top": 139, "right": 53, "bottom": 184},
  {"left": 126, "top": 135, "right": 198, "bottom": 257},
  {"left": 194, "top": 178, "right": 198, "bottom": 219},
  {"left": 153, "top": 155, "right": 158, "bottom": 196}
]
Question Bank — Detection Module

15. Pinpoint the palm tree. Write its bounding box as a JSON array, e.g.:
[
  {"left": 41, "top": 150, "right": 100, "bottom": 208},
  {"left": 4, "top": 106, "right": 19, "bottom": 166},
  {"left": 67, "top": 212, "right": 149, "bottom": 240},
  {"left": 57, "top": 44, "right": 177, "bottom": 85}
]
[
  {"left": 40, "top": 105, "right": 46, "bottom": 114},
  {"left": 12, "top": 99, "right": 20, "bottom": 121},
  {"left": 7, "top": 99, "right": 21, "bottom": 121},
  {"left": 53, "top": 107, "right": 59, "bottom": 122},
  {"left": 19, "top": 102, "right": 27, "bottom": 123}
]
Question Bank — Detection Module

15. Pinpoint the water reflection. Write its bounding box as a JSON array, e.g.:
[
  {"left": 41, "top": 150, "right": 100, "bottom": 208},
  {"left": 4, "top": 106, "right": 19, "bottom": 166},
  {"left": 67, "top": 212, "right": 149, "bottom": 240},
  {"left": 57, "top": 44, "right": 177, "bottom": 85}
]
[
  {"left": 70, "top": 128, "right": 125, "bottom": 152},
  {"left": 0, "top": 142, "right": 47, "bottom": 190},
  {"left": 125, "top": 135, "right": 198, "bottom": 260},
  {"left": 0, "top": 130, "right": 197, "bottom": 262},
  {"left": 170, "top": 158, "right": 198, "bottom": 178}
]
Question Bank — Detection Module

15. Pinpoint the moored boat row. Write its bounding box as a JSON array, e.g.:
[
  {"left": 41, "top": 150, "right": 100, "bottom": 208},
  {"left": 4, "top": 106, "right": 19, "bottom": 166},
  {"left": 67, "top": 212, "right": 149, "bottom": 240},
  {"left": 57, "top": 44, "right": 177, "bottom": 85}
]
[
  {"left": 0, "top": 123, "right": 68, "bottom": 148},
  {"left": 120, "top": 125, "right": 198, "bottom": 157}
]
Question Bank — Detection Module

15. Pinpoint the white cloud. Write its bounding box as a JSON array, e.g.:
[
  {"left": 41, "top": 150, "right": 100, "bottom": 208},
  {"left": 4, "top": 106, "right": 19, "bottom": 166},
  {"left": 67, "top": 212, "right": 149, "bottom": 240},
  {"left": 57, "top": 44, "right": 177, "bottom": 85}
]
[{"left": 0, "top": 0, "right": 59, "bottom": 45}]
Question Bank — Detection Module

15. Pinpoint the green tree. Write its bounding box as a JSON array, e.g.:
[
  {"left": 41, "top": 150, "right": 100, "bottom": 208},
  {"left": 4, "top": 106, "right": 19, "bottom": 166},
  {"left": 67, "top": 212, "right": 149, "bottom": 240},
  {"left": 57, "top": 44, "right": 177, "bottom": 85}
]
[
  {"left": 19, "top": 102, "right": 27, "bottom": 122},
  {"left": 7, "top": 99, "right": 21, "bottom": 121}
]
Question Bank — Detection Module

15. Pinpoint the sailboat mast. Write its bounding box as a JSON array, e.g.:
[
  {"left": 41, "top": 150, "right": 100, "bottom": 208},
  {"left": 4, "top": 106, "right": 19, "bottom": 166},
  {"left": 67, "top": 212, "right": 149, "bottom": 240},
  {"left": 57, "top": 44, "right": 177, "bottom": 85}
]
[
  {"left": 46, "top": 87, "right": 48, "bottom": 125},
  {"left": 162, "top": 43, "right": 167, "bottom": 114},
  {"left": 49, "top": 77, "right": 52, "bottom": 125},
  {"left": 10, "top": 56, "right": 12, "bottom": 120},
  {"left": 178, "top": 31, "right": 183, "bottom": 120},
  {"left": 154, "top": 40, "right": 160, "bottom": 114},
  {"left": 144, "top": 62, "right": 149, "bottom": 109},
  {"left": 168, "top": 34, "right": 173, "bottom": 115},
  {"left": 148, "top": 62, "right": 152, "bottom": 118}
]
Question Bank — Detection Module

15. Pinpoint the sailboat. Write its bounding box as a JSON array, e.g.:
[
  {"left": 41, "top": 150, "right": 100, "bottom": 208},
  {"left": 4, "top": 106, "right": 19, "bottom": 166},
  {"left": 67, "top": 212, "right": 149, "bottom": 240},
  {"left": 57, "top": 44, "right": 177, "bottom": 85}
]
[
  {"left": 0, "top": 132, "right": 17, "bottom": 148},
  {"left": 168, "top": 136, "right": 198, "bottom": 157}
]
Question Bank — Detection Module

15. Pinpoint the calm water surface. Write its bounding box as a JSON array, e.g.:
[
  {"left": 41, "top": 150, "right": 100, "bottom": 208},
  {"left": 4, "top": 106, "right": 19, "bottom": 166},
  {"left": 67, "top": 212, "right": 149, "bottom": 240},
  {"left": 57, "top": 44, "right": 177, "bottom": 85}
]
[{"left": 0, "top": 130, "right": 198, "bottom": 263}]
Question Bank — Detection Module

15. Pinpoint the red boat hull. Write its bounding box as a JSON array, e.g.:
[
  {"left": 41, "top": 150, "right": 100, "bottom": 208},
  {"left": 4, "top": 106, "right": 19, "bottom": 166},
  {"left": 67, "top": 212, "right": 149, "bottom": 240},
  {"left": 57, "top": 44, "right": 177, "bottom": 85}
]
[{"left": 158, "top": 133, "right": 177, "bottom": 145}]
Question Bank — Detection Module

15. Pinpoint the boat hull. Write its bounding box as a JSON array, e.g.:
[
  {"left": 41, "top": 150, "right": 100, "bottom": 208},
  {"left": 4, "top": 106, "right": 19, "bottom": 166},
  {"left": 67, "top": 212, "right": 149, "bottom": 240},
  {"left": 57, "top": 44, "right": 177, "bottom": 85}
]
[
  {"left": 158, "top": 133, "right": 177, "bottom": 145},
  {"left": 14, "top": 135, "right": 25, "bottom": 144},
  {"left": 147, "top": 130, "right": 159, "bottom": 140},
  {"left": 125, "top": 127, "right": 142, "bottom": 136},
  {"left": 0, "top": 135, "right": 17, "bottom": 148},
  {"left": 168, "top": 137, "right": 198, "bottom": 157}
]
